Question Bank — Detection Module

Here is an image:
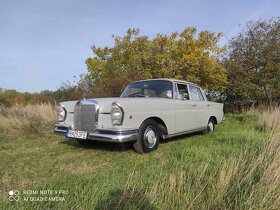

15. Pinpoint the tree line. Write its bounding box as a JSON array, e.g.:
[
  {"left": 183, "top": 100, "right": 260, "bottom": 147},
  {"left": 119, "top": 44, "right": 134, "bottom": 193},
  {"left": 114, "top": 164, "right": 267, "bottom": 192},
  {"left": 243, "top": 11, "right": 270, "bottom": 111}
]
[{"left": 1, "top": 18, "right": 279, "bottom": 111}]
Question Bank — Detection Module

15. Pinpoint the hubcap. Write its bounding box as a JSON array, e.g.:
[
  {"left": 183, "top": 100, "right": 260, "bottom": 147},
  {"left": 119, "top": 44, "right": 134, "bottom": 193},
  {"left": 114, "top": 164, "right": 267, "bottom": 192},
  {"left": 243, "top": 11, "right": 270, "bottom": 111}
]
[
  {"left": 144, "top": 127, "right": 157, "bottom": 148},
  {"left": 208, "top": 122, "right": 214, "bottom": 132}
]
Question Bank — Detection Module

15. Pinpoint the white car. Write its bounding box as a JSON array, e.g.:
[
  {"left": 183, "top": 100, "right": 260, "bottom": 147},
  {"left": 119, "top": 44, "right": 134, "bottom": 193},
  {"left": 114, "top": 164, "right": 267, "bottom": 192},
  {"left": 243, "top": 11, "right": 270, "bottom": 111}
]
[{"left": 54, "top": 79, "right": 224, "bottom": 153}]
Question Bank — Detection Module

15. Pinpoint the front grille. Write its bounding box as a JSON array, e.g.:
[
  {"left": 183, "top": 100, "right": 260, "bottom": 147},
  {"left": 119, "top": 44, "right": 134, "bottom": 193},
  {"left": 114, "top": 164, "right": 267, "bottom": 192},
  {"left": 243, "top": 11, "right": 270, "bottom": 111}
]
[{"left": 74, "top": 102, "right": 97, "bottom": 131}]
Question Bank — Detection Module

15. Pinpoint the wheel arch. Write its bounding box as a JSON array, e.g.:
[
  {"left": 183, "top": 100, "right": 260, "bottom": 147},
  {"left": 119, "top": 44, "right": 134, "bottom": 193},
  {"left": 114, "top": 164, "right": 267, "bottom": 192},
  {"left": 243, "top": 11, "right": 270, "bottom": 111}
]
[
  {"left": 142, "top": 116, "right": 168, "bottom": 137},
  {"left": 208, "top": 116, "right": 217, "bottom": 124}
]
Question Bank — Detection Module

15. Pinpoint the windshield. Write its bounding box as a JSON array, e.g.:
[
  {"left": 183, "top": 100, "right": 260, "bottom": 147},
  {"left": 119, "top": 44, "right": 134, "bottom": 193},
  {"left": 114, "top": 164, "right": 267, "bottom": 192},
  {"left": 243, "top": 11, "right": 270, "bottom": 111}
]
[{"left": 121, "top": 80, "right": 173, "bottom": 99}]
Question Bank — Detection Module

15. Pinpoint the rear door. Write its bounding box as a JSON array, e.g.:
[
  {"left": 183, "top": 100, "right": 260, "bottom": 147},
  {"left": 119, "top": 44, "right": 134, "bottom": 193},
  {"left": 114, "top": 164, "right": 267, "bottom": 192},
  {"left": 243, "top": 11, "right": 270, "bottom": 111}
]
[
  {"left": 188, "top": 85, "right": 207, "bottom": 129},
  {"left": 174, "top": 83, "right": 198, "bottom": 132}
]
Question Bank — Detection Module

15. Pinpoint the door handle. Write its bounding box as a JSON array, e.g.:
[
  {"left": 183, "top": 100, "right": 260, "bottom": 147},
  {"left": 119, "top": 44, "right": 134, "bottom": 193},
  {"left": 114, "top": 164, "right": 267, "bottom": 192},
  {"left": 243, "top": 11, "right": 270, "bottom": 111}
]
[{"left": 192, "top": 104, "right": 197, "bottom": 107}]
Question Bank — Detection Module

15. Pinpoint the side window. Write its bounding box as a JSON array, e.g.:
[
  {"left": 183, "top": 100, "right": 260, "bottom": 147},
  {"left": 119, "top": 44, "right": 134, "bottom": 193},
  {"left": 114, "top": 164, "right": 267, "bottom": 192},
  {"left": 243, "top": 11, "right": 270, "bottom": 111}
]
[
  {"left": 189, "top": 86, "right": 204, "bottom": 101},
  {"left": 176, "top": 84, "right": 189, "bottom": 100}
]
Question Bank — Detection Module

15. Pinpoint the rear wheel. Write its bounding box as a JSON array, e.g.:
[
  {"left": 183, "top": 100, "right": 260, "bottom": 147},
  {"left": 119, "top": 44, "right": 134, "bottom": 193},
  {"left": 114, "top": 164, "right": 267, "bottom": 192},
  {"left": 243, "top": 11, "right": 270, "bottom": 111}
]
[
  {"left": 204, "top": 118, "right": 215, "bottom": 134},
  {"left": 133, "top": 119, "right": 160, "bottom": 154}
]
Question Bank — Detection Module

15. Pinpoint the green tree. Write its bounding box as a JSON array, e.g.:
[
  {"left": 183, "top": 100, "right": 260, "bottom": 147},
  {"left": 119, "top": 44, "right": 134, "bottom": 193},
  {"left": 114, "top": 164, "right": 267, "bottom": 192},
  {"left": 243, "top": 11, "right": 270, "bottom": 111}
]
[
  {"left": 223, "top": 18, "right": 280, "bottom": 109},
  {"left": 86, "top": 28, "right": 227, "bottom": 97}
]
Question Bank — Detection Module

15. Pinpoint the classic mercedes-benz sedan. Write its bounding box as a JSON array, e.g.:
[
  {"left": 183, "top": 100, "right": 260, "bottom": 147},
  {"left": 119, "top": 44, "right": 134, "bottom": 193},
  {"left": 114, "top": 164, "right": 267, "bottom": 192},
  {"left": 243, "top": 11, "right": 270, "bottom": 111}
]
[{"left": 54, "top": 79, "right": 224, "bottom": 153}]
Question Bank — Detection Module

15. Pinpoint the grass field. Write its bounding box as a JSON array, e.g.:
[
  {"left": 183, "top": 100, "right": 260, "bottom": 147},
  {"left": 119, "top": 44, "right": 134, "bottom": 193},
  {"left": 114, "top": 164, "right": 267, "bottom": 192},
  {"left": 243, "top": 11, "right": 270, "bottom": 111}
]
[{"left": 0, "top": 105, "right": 280, "bottom": 209}]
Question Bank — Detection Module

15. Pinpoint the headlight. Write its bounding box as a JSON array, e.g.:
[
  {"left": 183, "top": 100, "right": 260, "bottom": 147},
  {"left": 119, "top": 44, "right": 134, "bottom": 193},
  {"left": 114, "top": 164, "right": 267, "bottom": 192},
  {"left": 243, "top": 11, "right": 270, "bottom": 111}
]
[
  {"left": 111, "top": 102, "right": 124, "bottom": 126},
  {"left": 57, "top": 105, "right": 66, "bottom": 122}
]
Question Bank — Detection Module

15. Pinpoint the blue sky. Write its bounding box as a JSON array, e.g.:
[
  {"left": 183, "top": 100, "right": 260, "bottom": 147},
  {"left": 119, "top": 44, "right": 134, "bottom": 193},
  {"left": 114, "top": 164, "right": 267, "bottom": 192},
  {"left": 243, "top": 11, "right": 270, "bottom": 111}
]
[{"left": 0, "top": 0, "right": 279, "bottom": 93}]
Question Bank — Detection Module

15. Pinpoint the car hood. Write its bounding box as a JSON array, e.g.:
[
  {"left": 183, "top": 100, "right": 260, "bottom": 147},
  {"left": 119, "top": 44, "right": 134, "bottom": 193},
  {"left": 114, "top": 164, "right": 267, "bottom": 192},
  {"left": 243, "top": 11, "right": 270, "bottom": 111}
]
[
  {"left": 87, "top": 97, "right": 173, "bottom": 113},
  {"left": 60, "top": 97, "right": 173, "bottom": 114}
]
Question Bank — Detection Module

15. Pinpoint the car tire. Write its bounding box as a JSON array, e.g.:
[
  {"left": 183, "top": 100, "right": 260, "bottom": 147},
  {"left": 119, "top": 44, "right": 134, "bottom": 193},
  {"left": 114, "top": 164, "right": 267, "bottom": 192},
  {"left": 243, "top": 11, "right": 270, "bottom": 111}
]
[
  {"left": 133, "top": 119, "right": 160, "bottom": 154},
  {"left": 203, "top": 118, "right": 215, "bottom": 134}
]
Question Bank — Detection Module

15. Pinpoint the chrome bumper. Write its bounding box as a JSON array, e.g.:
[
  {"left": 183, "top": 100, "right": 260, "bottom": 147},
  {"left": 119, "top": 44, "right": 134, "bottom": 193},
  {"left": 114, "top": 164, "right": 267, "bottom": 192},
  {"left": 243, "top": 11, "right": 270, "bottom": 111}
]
[
  {"left": 54, "top": 125, "right": 69, "bottom": 134},
  {"left": 87, "top": 130, "right": 138, "bottom": 143},
  {"left": 54, "top": 125, "right": 138, "bottom": 143}
]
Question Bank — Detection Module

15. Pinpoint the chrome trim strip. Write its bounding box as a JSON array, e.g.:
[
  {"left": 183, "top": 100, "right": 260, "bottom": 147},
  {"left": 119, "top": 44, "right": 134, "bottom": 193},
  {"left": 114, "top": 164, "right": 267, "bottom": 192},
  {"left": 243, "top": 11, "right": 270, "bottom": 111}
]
[{"left": 162, "top": 127, "right": 207, "bottom": 139}]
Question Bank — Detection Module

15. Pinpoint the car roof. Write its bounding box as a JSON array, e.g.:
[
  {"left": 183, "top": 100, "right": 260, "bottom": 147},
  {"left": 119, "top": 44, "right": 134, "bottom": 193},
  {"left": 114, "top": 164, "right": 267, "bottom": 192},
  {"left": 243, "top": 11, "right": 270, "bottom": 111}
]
[{"left": 130, "top": 78, "right": 199, "bottom": 87}]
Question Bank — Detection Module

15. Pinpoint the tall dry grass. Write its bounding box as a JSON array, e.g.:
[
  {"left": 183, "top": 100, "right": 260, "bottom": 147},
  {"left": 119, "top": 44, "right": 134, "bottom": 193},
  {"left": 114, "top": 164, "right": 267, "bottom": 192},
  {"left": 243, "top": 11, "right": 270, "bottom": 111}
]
[
  {"left": 0, "top": 104, "right": 56, "bottom": 137},
  {"left": 211, "top": 107, "right": 280, "bottom": 209},
  {"left": 243, "top": 107, "right": 280, "bottom": 208},
  {"left": 258, "top": 106, "right": 280, "bottom": 132}
]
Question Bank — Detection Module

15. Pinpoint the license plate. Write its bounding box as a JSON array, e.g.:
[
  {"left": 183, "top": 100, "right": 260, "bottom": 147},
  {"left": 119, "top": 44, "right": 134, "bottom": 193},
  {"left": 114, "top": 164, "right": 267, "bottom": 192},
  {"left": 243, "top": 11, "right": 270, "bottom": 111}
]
[{"left": 66, "top": 130, "right": 87, "bottom": 139}]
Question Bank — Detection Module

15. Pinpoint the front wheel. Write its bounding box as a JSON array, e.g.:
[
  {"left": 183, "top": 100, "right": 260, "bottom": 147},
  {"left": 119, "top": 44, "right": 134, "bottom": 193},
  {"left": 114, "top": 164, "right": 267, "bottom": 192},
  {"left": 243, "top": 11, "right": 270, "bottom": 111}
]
[{"left": 133, "top": 119, "right": 160, "bottom": 154}]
